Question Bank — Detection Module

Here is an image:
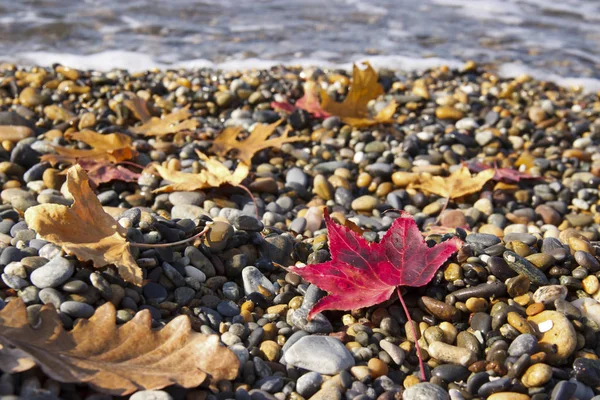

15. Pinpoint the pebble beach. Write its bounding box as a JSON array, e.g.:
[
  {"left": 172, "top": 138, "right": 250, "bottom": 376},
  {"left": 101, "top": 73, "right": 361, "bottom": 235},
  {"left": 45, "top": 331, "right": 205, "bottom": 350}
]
[{"left": 1, "top": 61, "right": 600, "bottom": 400}]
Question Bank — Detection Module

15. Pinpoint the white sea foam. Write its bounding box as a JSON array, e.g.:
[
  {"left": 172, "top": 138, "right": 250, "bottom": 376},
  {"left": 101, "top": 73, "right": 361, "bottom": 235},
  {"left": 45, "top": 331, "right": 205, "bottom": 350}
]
[{"left": 9, "top": 51, "right": 600, "bottom": 93}]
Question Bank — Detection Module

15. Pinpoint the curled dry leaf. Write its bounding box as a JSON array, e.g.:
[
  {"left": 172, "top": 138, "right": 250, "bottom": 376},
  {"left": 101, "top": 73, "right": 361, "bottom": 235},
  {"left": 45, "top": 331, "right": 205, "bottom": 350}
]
[
  {"left": 41, "top": 130, "right": 136, "bottom": 166},
  {"left": 295, "top": 81, "right": 331, "bottom": 119},
  {"left": 153, "top": 151, "right": 249, "bottom": 193},
  {"left": 467, "top": 160, "right": 541, "bottom": 183},
  {"left": 130, "top": 106, "right": 198, "bottom": 136},
  {"left": 0, "top": 298, "right": 239, "bottom": 395},
  {"left": 123, "top": 92, "right": 152, "bottom": 123},
  {"left": 318, "top": 62, "right": 397, "bottom": 127},
  {"left": 411, "top": 165, "right": 495, "bottom": 199},
  {"left": 77, "top": 160, "right": 142, "bottom": 186},
  {"left": 24, "top": 165, "right": 142, "bottom": 285},
  {"left": 211, "top": 120, "right": 308, "bottom": 164},
  {"left": 272, "top": 62, "right": 396, "bottom": 127},
  {"left": 0, "top": 126, "right": 34, "bottom": 142}
]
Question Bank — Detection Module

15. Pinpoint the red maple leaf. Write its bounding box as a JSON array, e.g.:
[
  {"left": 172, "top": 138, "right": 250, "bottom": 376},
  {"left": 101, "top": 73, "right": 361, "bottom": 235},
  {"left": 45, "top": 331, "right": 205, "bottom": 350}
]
[
  {"left": 270, "top": 82, "right": 331, "bottom": 119},
  {"left": 288, "top": 209, "right": 462, "bottom": 379}
]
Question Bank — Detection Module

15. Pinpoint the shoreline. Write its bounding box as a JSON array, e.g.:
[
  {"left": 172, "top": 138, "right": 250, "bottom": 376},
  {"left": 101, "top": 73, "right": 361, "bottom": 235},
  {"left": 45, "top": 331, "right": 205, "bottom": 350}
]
[{"left": 4, "top": 51, "right": 600, "bottom": 93}]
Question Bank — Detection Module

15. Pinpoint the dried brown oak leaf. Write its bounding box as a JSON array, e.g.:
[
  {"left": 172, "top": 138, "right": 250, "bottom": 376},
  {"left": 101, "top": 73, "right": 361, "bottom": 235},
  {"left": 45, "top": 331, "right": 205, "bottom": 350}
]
[
  {"left": 41, "top": 130, "right": 136, "bottom": 166},
  {"left": 211, "top": 120, "right": 308, "bottom": 164},
  {"left": 319, "top": 62, "right": 397, "bottom": 127},
  {"left": 24, "top": 164, "right": 142, "bottom": 285},
  {"left": 411, "top": 165, "right": 495, "bottom": 199},
  {"left": 130, "top": 106, "right": 198, "bottom": 136},
  {"left": 153, "top": 151, "right": 249, "bottom": 193},
  {"left": 0, "top": 298, "right": 239, "bottom": 395}
]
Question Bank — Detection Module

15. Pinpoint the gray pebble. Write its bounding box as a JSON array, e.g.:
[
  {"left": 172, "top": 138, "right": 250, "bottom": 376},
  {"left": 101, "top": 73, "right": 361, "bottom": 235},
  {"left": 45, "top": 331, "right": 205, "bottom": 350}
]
[
  {"left": 60, "top": 301, "right": 95, "bottom": 319},
  {"left": 174, "top": 287, "right": 195, "bottom": 305},
  {"left": 508, "top": 333, "right": 539, "bottom": 357},
  {"left": 296, "top": 371, "right": 323, "bottom": 398},
  {"left": 30, "top": 256, "right": 74, "bottom": 288},
  {"left": 403, "top": 382, "right": 450, "bottom": 400},
  {"left": 168, "top": 191, "right": 205, "bottom": 206},
  {"left": 130, "top": 390, "right": 173, "bottom": 400},
  {"left": 39, "top": 288, "right": 64, "bottom": 308},
  {"left": 217, "top": 300, "right": 240, "bottom": 317},
  {"left": 242, "top": 266, "right": 275, "bottom": 296},
  {"left": 284, "top": 335, "right": 354, "bottom": 374}
]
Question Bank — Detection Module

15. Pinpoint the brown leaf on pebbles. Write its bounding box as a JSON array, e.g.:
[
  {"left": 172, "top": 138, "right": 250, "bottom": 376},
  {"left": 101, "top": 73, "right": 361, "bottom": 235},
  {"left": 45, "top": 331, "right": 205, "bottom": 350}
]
[
  {"left": 411, "top": 165, "right": 495, "bottom": 200},
  {"left": 211, "top": 120, "right": 307, "bottom": 164},
  {"left": 77, "top": 160, "right": 142, "bottom": 186},
  {"left": 152, "top": 152, "right": 249, "bottom": 193},
  {"left": 0, "top": 126, "right": 34, "bottom": 142},
  {"left": 41, "top": 130, "right": 136, "bottom": 166},
  {"left": 24, "top": 165, "right": 142, "bottom": 285},
  {"left": 130, "top": 106, "right": 198, "bottom": 136},
  {"left": 319, "top": 62, "right": 397, "bottom": 127},
  {"left": 0, "top": 298, "right": 239, "bottom": 395},
  {"left": 123, "top": 92, "right": 152, "bottom": 123}
]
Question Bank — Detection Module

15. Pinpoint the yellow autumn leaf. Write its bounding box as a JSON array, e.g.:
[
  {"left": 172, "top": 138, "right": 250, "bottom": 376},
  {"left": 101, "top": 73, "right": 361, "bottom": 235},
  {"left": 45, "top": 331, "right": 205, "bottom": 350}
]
[
  {"left": 24, "top": 165, "right": 142, "bottom": 285},
  {"left": 211, "top": 120, "right": 307, "bottom": 164},
  {"left": 130, "top": 106, "right": 198, "bottom": 136},
  {"left": 411, "top": 165, "right": 496, "bottom": 199},
  {"left": 319, "top": 62, "right": 397, "bottom": 127},
  {"left": 153, "top": 152, "right": 249, "bottom": 193},
  {"left": 41, "top": 130, "right": 136, "bottom": 166}
]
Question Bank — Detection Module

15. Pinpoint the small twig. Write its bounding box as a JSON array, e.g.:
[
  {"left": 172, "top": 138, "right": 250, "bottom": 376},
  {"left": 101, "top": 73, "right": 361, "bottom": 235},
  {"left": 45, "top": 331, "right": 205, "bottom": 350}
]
[
  {"left": 396, "top": 287, "right": 426, "bottom": 381},
  {"left": 129, "top": 223, "right": 212, "bottom": 248}
]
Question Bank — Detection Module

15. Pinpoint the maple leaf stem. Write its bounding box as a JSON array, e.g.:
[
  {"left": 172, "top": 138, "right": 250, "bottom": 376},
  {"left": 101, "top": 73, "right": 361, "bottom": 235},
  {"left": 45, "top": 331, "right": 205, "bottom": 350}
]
[
  {"left": 434, "top": 197, "right": 450, "bottom": 224},
  {"left": 234, "top": 184, "right": 259, "bottom": 219},
  {"left": 396, "top": 287, "right": 426, "bottom": 381},
  {"left": 130, "top": 224, "right": 211, "bottom": 248}
]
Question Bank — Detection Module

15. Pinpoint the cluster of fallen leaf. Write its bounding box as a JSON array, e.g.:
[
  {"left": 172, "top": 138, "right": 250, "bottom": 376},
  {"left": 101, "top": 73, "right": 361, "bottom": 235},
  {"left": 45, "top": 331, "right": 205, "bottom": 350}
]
[
  {"left": 272, "top": 62, "right": 397, "bottom": 127},
  {"left": 0, "top": 62, "right": 544, "bottom": 394}
]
